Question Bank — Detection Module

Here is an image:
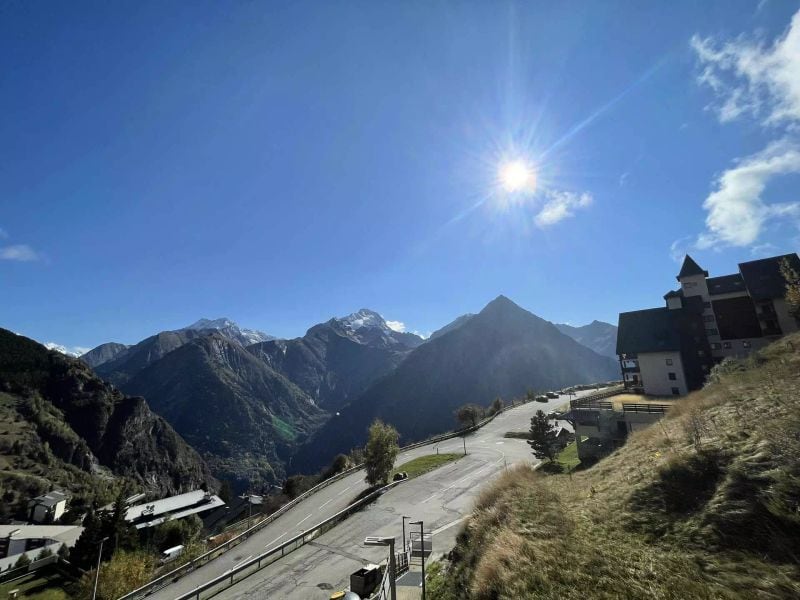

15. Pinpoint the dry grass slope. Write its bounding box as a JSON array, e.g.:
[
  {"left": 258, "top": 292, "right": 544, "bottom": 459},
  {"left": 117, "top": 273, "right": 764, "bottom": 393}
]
[{"left": 429, "top": 334, "right": 800, "bottom": 600}]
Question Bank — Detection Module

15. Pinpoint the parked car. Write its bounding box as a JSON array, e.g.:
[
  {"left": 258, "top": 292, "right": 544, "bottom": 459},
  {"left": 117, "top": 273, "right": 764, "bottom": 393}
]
[
  {"left": 546, "top": 392, "right": 559, "bottom": 399},
  {"left": 535, "top": 395, "right": 548, "bottom": 402}
]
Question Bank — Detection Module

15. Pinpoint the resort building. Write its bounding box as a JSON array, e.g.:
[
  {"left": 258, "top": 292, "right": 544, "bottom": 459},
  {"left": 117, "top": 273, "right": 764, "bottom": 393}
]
[{"left": 617, "top": 253, "right": 800, "bottom": 396}]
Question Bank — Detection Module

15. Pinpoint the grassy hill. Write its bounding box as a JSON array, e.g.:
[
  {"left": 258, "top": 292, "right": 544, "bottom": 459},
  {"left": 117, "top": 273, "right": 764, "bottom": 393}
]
[{"left": 428, "top": 334, "right": 800, "bottom": 599}]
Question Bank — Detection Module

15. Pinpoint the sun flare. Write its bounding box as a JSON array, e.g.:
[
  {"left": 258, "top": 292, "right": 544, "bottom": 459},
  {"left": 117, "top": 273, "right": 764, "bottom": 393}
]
[{"left": 499, "top": 160, "right": 536, "bottom": 193}]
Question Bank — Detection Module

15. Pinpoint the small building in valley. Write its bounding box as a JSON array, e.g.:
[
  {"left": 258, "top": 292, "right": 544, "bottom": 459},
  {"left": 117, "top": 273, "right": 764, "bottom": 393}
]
[
  {"left": 124, "top": 490, "right": 225, "bottom": 529},
  {"left": 27, "top": 491, "right": 69, "bottom": 524}
]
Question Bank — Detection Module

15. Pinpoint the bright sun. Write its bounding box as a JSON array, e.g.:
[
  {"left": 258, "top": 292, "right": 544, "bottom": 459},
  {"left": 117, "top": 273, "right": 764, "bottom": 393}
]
[{"left": 499, "top": 160, "right": 536, "bottom": 193}]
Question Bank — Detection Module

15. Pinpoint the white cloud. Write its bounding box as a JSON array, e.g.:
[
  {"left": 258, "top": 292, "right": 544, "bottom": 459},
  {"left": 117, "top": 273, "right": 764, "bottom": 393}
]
[
  {"left": 385, "top": 320, "right": 406, "bottom": 333},
  {"left": 0, "top": 244, "right": 40, "bottom": 261},
  {"left": 669, "top": 236, "right": 694, "bottom": 263},
  {"left": 696, "top": 139, "right": 800, "bottom": 249},
  {"left": 534, "top": 190, "right": 593, "bottom": 228},
  {"left": 691, "top": 9, "right": 800, "bottom": 127},
  {"left": 619, "top": 172, "right": 630, "bottom": 187},
  {"left": 0, "top": 228, "right": 7, "bottom": 239}
]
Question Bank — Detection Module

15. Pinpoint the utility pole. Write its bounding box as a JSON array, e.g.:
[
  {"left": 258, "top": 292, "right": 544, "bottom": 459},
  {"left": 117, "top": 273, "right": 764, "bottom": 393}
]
[
  {"left": 411, "top": 521, "right": 426, "bottom": 600},
  {"left": 91, "top": 537, "right": 109, "bottom": 600}
]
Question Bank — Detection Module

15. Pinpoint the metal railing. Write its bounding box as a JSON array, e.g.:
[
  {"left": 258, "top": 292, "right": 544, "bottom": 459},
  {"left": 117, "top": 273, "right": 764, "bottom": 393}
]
[
  {"left": 0, "top": 554, "right": 58, "bottom": 583},
  {"left": 568, "top": 386, "right": 624, "bottom": 410},
  {"left": 622, "top": 403, "right": 671, "bottom": 414},
  {"left": 368, "top": 562, "right": 392, "bottom": 600},
  {"left": 171, "top": 481, "right": 403, "bottom": 600}
]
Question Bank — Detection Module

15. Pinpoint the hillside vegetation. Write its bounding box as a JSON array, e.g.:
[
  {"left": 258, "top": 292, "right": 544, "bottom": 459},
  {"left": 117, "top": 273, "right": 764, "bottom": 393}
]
[
  {"left": 428, "top": 334, "right": 800, "bottom": 599},
  {"left": 0, "top": 329, "right": 215, "bottom": 519}
]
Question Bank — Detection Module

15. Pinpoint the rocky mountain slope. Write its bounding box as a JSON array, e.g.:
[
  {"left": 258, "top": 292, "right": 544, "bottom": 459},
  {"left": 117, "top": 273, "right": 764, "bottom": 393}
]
[
  {"left": 0, "top": 329, "right": 215, "bottom": 520},
  {"left": 123, "top": 332, "right": 326, "bottom": 491},
  {"left": 554, "top": 320, "right": 618, "bottom": 359},
  {"left": 80, "top": 342, "right": 130, "bottom": 368},
  {"left": 248, "top": 309, "right": 422, "bottom": 411},
  {"left": 293, "top": 296, "right": 619, "bottom": 472},
  {"left": 183, "top": 317, "right": 275, "bottom": 346}
]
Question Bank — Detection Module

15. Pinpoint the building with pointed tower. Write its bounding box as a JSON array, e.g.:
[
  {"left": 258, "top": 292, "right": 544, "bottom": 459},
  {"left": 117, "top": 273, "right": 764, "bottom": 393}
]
[{"left": 616, "top": 253, "right": 800, "bottom": 396}]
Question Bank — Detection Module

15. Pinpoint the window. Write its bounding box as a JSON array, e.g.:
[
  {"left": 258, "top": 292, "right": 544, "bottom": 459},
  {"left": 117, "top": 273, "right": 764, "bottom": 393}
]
[
  {"left": 671, "top": 387, "right": 680, "bottom": 395},
  {"left": 668, "top": 372, "right": 677, "bottom": 381},
  {"left": 684, "top": 281, "right": 697, "bottom": 288},
  {"left": 697, "top": 350, "right": 705, "bottom": 357},
  {"left": 723, "top": 342, "right": 732, "bottom": 349},
  {"left": 742, "top": 341, "right": 751, "bottom": 348},
  {"left": 703, "top": 301, "right": 711, "bottom": 308},
  {"left": 711, "top": 342, "right": 721, "bottom": 350},
  {"left": 703, "top": 315, "right": 715, "bottom": 323},
  {"left": 705, "top": 328, "right": 719, "bottom": 336},
  {"left": 665, "top": 358, "right": 673, "bottom": 366}
]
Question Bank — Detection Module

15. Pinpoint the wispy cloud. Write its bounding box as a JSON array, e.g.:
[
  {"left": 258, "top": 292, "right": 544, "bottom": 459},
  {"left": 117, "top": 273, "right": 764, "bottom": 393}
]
[
  {"left": 0, "top": 244, "right": 40, "bottom": 262},
  {"left": 0, "top": 228, "right": 7, "bottom": 240},
  {"left": 385, "top": 320, "right": 406, "bottom": 333},
  {"left": 534, "top": 190, "right": 593, "bottom": 228},
  {"left": 619, "top": 172, "right": 630, "bottom": 187},
  {"left": 691, "top": 10, "right": 800, "bottom": 127},
  {"left": 688, "top": 10, "right": 800, "bottom": 252},
  {"left": 696, "top": 139, "right": 800, "bottom": 249},
  {"left": 669, "top": 236, "right": 694, "bottom": 263}
]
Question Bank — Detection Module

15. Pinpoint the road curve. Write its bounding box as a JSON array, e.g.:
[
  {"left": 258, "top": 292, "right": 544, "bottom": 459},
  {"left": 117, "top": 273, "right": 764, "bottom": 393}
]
[{"left": 150, "top": 391, "right": 589, "bottom": 600}]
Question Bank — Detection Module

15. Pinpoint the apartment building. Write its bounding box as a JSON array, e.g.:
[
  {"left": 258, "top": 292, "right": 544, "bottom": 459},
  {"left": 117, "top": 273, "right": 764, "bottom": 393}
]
[{"left": 617, "top": 253, "right": 800, "bottom": 396}]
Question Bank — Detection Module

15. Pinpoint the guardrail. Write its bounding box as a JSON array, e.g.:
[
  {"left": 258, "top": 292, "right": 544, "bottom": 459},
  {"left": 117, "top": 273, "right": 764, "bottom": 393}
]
[
  {"left": 117, "top": 390, "right": 564, "bottom": 599},
  {"left": 622, "top": 403, "right": 671, "bottom": 414},
  {"left": 0, "top": 554, "right": 59, "bottom": 584},
  {"left": 172, "top": 481, "right": 403, "bottom": 600},
  {"left": 568, "top": 386, "right": 624, "bottom": 410}
]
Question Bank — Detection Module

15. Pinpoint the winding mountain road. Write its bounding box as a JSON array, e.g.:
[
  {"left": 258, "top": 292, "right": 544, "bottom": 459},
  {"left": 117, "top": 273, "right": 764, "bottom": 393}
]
[{"left": 150, "top": 391, "right": 590, "bottom": 599}]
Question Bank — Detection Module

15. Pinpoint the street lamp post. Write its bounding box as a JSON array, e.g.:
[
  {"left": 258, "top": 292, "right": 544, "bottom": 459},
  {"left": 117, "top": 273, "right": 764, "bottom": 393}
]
[
  {"left": 364, "top": 536, "right": 397, "bottom": 600},
  {"left": 411, "top": 521, "right": 426, "bottom": 600},
  {"left": 401, "top": 516, "right": 411, "bottom": 553},
  {"left": 91, "top": 536, "right": 109, "bottom": 600}
]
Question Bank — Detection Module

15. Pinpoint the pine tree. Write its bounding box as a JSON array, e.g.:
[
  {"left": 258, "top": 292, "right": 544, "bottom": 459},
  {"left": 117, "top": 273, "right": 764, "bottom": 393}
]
[{"left": 527, "top": 410, "right": 557, "bottom": 462}]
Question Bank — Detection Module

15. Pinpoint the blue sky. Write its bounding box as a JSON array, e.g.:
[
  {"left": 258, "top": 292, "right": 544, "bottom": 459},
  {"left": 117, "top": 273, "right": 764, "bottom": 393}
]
[{"left": 2, "top": 1, "right": 800, "bottom": 351}]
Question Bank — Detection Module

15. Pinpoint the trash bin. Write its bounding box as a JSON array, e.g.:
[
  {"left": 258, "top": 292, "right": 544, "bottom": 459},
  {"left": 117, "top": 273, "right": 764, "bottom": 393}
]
[{"left": 349, "top": 565, "right": 381, "bottom": 597}]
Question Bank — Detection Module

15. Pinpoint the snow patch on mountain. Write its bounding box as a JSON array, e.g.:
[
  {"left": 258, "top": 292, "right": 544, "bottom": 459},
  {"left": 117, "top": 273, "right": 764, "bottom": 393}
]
[
  {"left": 183, "top": 318, "right": 275, "bottom": 346},
  {"left": 44, "top": 342, "right": 91, "bottom": 357}
]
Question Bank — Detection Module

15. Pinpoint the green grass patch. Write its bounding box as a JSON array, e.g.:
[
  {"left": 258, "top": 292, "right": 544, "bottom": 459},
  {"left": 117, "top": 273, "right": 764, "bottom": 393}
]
[
  {"left": 0, "top": 567, "right": 72, "bottom": 600},
  {"left": 270, "top": 415, "right": 296, "bottom": 441},
  {"left": 393, "top": 453, "right": 461, "bottom": 479},
  {"left": 553, "top": 439, "right": 583, "bottom": 472}
]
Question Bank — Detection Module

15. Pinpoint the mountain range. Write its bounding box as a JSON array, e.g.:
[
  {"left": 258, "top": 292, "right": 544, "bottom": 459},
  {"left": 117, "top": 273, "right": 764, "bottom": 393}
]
[
  {"left": 0, "top": 328, "right": 214, "bottom": 519},
  {"left": 63, "top": 300, "right": 620, "bottom": 489},
  {"left": 292, "top": 296, "right": 619, "bottom": 472},
  {"left": 554, "top": 320, "right": 618, "bottom": 359}
]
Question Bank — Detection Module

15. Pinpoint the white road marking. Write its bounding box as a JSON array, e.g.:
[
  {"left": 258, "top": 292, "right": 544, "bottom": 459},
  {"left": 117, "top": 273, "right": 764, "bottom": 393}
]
[
  {"left": 335, "top": 485, "right": 352, "bottom": 497},
  {"left": 295, "top": 513, "right": 313, "bottom": 527},
  {"left": 225, "top": 554, "right": 252, "bottom": 574},
  {"left": 264, "top": 533, "right": 287, "bottom": 549},
  {"left": 495, "top": 441, "right": 504, "bottom": 445},
  {"left": 318, "top": 498, "right": 334, "bottom": 510},
  {"left": 431, "top": 517, "right": 466, "bottom": 536}
]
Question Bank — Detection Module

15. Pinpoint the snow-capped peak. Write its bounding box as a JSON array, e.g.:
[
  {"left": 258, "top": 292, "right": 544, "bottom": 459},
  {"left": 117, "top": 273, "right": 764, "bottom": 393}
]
[
  {"left": 337, "top": 309, "right": 386, "bottom": 331},
  {"left": 182, "top": 318, "right": 275, "bottom": 346},
  {"left": 44, "top": 342, "right": 91, "bottom": 357}
]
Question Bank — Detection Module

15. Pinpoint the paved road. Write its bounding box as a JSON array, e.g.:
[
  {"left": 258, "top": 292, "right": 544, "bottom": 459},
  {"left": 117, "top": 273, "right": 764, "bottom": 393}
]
[{"left": 151, "top": 392, "right": 589, "bottom": 600}]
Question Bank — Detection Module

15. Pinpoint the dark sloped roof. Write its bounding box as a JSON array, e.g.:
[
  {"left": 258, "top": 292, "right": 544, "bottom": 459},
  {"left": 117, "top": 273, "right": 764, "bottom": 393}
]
[
  {"left": 663, "top": 289, "right": 683, "bottom": 299},
  {"left": 706, "top": 273, "right": 746, "bottom": 296},
  {"left": 739, "top": 253, "right": 800, "bottom": 301},
  {"left": 676, "top": 255, "right": 708, "bottom": 280},
  {"left": 616, "top": 307, "right": 681, "bottom": 355}
]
